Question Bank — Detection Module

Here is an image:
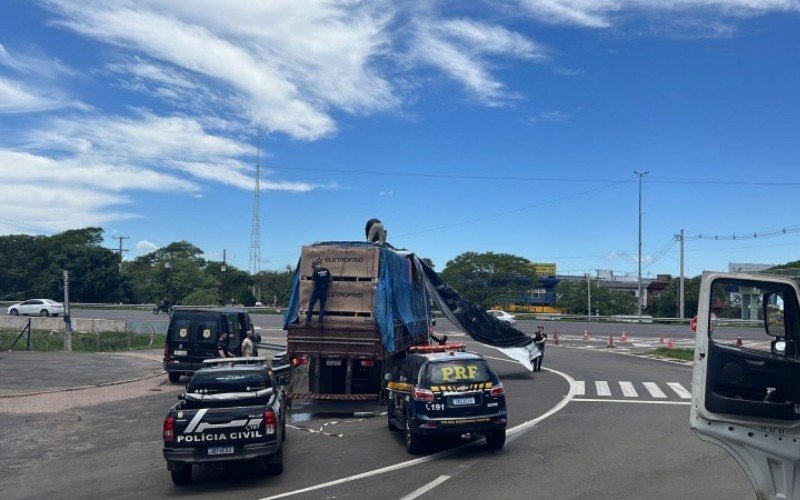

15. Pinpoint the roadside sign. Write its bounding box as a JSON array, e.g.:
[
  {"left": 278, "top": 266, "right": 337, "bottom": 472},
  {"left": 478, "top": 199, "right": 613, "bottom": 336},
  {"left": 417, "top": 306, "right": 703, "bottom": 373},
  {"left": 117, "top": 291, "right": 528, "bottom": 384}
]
[{"left": 690, "top": 316, "right": 697, "bottom": 333}]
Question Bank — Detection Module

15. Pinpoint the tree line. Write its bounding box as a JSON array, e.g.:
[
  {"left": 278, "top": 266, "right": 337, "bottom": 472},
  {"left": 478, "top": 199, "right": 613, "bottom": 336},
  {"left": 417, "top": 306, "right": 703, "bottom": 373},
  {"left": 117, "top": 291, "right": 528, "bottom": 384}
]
[{"left": 2, "top": 227, "right": 779, "bottom": 316}]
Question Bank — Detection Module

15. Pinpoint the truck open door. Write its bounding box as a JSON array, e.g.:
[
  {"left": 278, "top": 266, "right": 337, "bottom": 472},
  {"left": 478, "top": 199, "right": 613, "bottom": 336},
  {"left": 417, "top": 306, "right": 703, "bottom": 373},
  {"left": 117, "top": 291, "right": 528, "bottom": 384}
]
[{"left": 691, "top": 272, "right": 800, "bottom": 500}]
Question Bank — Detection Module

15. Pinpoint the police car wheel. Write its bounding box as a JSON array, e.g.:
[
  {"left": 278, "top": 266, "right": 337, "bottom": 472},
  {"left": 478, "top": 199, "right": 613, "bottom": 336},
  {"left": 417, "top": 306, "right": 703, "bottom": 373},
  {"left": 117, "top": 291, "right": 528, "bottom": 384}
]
[
  {"left": 170, "top": 466, "right": 192, "bottom": 485},
  {"left": 168, "top": 372, "right": 181, "bottom": 383},
  {"left": 263, "top": 445, "right": 284, "bottom": 475},
  {"left": 485, "top": 430, "right": 506, "bottom": 450},
  {"left": 404, "top": 415, "right": 424, "bottom": 454}
]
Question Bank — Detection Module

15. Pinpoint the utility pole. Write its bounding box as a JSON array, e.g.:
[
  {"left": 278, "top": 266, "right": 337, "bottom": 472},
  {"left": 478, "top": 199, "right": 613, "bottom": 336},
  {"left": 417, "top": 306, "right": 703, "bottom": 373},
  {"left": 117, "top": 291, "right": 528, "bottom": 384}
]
[
  {"left": 114, "top": 236, "right": 129, "bottom": 273},
  {"left": 63, "top": 270, "right": 72, "bottom": 352},
  {"left": 221, "top": 249, "right": 227, "bottom": 306},
  {"left": 634, "top": 171, "right": 649, "bottom": 317},
  {"left": 679, "top": 228, "right": 685, "bottom": 319},
  {"left": 586, "top": 273, "right": 592, "bottom": 318}
]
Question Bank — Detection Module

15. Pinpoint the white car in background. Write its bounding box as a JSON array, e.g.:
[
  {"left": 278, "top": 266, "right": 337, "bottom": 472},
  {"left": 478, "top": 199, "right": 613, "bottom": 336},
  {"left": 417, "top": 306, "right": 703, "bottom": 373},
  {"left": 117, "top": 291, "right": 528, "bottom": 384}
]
[
  {"left": 7, "top": 299, "right": 64, "bottom": 317},
  {"left": 487, "top": 309, "right": 517, "bottom": 326}
]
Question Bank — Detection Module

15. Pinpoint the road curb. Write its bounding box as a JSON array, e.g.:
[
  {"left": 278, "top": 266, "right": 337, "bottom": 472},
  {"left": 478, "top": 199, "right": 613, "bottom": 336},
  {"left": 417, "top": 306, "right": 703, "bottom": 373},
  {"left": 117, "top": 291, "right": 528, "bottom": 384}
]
[{"left": 0, "top": 370, "right": 166, "bottom": 399}]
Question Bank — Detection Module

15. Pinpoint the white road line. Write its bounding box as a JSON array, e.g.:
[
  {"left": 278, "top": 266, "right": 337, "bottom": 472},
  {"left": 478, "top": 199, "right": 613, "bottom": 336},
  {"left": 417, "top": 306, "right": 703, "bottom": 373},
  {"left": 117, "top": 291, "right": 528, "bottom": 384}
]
[
  {"left": 619, "top": 381, "right": 638, "bottom": 398},
  {"left": 262, "top": 361, "right": 578, "bottom": 500},
  {"left": 632, "top": 343, "right": 652, "bottom": 348},
  {"left": 595, "top": 381, "right": 611, "bottom": 397},
  {"left": 667, "top": 382, "right": 692, "bottom": 399},
  {"left": 399, "top": 475, "right": 451, "bottom": 500},
  {"left": 575, "top": 381, "right": 585, "bottom": 396},
  {"left": 572, "top": 398, "right": 690, "bottom": 405},
  {"left": 643, "top": 382, "right": 667, "bottom": 399}
]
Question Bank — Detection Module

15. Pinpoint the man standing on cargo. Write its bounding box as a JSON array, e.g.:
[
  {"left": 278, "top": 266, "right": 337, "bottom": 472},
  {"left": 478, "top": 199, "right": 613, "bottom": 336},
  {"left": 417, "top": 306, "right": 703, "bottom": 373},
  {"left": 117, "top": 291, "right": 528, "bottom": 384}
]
[{"left": 305, "top": 258, "right": 331, "bottom": 328}]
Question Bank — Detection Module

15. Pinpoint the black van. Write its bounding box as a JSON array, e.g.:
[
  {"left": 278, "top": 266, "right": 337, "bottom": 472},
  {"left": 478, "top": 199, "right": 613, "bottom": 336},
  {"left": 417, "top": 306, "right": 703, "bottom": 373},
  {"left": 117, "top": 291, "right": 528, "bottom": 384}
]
[{"left": 163, "top": 307, "right": 259, "bottom": 383}]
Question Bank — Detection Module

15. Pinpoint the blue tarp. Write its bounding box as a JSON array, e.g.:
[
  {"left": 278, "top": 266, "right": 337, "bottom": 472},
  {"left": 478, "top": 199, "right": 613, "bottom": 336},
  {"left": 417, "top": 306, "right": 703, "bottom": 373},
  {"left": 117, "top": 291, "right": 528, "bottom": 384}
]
[{"left": 283, "top": 242, "right": 430, "bottom": 352}]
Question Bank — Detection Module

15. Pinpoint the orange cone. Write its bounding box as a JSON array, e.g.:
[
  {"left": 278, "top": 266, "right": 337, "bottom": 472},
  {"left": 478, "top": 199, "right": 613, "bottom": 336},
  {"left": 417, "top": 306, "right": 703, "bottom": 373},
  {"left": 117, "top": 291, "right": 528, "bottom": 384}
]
[
  {"left": 607, "top": 335, "right": 615, "bottom": 348},
  {"left": 553, "top": 330, "right": 560, "bottom": 346},
  {"left": 583, "top": 330, "right": 589, "bottom": 341},
  {"left": 667, "top": 338, "right": 674, "bottom": 350},
  {"left": 621, "top": 331, "right": 627, "bottom": 342},
  {"left": 736, "top": 335, "right": 743, "bottom": 347},
  {"left": 659, "top": 334, "right": 665, "bottom": 344}
]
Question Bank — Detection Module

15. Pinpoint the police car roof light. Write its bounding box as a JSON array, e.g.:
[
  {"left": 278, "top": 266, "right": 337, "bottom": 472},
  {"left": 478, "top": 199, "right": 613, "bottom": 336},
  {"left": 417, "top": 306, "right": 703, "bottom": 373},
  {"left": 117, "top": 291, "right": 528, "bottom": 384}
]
[
  {"left": 202, "top": 356, "right": 268, "bottom": 366},
  {"left": 409, "top": 343, "right": 466, "bottom": 353}
]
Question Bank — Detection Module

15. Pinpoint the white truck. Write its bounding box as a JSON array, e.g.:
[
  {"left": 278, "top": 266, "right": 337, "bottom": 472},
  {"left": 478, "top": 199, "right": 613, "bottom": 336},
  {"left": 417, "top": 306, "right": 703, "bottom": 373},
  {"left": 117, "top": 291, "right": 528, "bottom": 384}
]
[{"left": 691, "top": 271, "right": 800, "bottom": 500}]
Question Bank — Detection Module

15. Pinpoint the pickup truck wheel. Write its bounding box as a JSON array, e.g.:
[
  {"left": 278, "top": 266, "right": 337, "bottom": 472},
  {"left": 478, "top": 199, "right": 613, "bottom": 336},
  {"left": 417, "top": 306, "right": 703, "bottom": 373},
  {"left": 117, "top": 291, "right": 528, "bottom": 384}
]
[
  {"left": 387, "top": 399, "right": 400, "bottom": 431},
  {"left": 404, "top": 414, "right": 424, "bottom": 454},
  {"left": 485, "top": 430, "right": 506, "bottom": 450},
  {"left": 263, "top": 446, "right": 284, "bottom": 475},
  {"left": 170, "top": 466, "right": 192, "bottom": 485},
  {"left": 168, "top": 372, "right": 181, "bottom": 383}
]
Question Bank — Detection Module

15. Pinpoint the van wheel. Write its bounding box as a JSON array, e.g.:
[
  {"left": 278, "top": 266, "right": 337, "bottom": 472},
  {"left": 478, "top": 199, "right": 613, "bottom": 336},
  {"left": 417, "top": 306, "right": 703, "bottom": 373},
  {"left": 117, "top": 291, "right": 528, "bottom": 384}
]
[
  {"left": 485, "top": 430, "right": 506, "bottom": 450},
  {"left": 404, "top": 414, "right": 424, "bottom": 454},
  {"left": 387, "top": 399, "right": 400, "bottom": 431},
  {"left": 168, "top": 372, "right": 181, "bottom": 383},
  {"left": 170, "top": 466, "right": 192, "bottom": 485}
]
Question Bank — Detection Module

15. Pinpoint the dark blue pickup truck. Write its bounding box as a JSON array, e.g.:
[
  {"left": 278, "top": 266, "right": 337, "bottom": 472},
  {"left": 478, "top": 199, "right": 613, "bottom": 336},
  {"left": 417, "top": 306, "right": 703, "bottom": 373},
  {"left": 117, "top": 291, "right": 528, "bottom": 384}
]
[{"left": 162, "top": 358, "right": 287, "bottom": 485}]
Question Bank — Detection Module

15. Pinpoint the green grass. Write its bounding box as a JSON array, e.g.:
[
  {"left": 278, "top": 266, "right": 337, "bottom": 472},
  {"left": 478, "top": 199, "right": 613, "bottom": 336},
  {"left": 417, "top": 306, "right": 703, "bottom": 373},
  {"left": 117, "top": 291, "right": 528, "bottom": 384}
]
[
  {"left": 650, "top": 347, "right": 694, "bottom": 362},
  {"left": 0, "top": 330, "right": 164, "bottom": 352}
]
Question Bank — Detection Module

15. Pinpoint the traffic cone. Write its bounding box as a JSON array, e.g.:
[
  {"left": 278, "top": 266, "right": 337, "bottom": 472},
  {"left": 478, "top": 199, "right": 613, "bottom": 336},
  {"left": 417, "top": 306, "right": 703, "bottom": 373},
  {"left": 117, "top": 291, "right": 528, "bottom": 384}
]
[
  {"left": 607, "top": 335, "right": 615, "bottom": 348},
  {"left": 621, "top": 331, "right": 627, "bottom": 342},
  {"left": 736, "top": 335, "right": 743, "bottom": 347},
  {"left": 583, "top": 330, "right": 589, "bottom": 341},
  {"left": 667, "top": 338, "right": 674, "bottom": 350},
  {"left": 659, "top": 334, "right": 665, "bottom": 344},
  {"left": 553, "top": 330, "right": 560, "bottom": 346}
]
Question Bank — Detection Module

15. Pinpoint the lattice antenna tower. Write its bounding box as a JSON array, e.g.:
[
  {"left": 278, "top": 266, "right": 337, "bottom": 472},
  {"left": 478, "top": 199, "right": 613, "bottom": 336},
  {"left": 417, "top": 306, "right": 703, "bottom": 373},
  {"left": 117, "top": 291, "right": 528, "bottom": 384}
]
[{"left": 248, "top": 129, "right": 262, "bottom": 300}]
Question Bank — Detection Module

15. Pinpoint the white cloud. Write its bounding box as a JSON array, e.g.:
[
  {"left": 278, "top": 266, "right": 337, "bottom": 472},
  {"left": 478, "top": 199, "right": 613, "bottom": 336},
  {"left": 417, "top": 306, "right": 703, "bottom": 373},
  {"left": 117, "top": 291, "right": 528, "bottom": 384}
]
[
  {"left": 516, "top": 0, "right": 800, "bottom": 28},
  {"left": 0, "top": 76, "right": 67, "bottom": 113},
  {"left": 413, "top": 19, "right": 547, "bottom": 105},
  {"left": 42, "top": 0, "right": 400, "bottom": 140},
  {"left": 527, "top": 110, "right": 571, "bottom": 123},
  {"left": 136, "top": 240, "right": 159, "bottom": 251}
]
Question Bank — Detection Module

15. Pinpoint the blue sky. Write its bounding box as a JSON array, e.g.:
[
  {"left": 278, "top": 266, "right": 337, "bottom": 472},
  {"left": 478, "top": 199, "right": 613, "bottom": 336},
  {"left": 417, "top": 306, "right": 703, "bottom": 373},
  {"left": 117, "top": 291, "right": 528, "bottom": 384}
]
[{"left": 1, "top": 1, "right": 800, "bottom": 278}]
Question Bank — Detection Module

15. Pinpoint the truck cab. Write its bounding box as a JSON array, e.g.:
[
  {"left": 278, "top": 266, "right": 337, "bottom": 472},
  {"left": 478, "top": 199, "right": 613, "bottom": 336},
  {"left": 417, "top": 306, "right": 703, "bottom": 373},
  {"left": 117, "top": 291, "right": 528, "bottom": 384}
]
[{"left": 691, "top": 272, "right": 800, "bottom": 500}]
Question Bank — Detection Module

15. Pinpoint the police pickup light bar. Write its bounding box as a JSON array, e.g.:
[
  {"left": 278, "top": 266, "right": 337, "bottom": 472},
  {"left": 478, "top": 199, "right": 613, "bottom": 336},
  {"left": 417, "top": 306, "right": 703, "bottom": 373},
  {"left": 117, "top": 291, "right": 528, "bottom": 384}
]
[
  {"left": 409, "top": 343, "right": 466, "bottom": 353},
  {"left": 202, "top": 357, "right": 268, "bottom": 367}
]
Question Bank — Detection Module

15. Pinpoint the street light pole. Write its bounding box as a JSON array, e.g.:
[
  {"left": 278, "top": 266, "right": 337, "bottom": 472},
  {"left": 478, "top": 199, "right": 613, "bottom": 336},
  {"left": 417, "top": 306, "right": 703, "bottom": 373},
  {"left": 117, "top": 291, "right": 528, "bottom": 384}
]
[
  {"left": 164, "top": 259, "right": 173, "bottom": 303},
  {"left": 634, "top": 171, "right": 649, "bottom": 317}
]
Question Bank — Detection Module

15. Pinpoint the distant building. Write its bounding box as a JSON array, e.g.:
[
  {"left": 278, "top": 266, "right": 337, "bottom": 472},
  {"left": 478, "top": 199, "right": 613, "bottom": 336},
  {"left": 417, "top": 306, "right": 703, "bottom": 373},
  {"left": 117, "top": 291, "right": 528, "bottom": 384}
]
[{"left": 728, "top": 263, "right": 775, "bottom": 273}]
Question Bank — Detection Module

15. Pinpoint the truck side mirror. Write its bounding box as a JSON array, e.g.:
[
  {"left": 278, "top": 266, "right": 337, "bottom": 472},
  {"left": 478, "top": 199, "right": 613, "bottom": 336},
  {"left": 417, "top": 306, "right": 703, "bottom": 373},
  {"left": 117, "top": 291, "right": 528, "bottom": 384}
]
[{"left": 763, "top": 291, "right": 786, "bottom": 337}]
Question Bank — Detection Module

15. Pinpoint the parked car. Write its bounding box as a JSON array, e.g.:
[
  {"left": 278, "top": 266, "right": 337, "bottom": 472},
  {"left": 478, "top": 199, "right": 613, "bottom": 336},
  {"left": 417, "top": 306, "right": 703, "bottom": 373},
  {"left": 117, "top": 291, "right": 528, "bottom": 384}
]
[
  {"left": 7, "top": 299, "right": 64, "bottom": 317},
  {"left": 487, "top": 309, "right": 517, "bottom": 326}
]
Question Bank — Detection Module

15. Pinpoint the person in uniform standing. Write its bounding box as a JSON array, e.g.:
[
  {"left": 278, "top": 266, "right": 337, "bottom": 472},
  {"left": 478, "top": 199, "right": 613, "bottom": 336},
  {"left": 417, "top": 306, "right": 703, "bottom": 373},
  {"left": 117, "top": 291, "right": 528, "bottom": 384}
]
[
  {"left": 216, "top": 332, "right": 234, "bottom": 358},
  {"left": 533, "top": 325, "right": 547, "bottom": 372},
  {"left": 305, "top": 258, "right": 331, "bottom": 328}
]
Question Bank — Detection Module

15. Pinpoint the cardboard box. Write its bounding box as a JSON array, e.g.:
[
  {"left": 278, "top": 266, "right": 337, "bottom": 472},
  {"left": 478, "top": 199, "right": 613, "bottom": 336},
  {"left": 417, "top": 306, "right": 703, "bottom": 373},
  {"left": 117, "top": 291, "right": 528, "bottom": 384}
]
[
  {"left": 300, "top": 244, "right": 380, "bottom": 280},
  {"left": 299, "top": 280, "right": 376, "bottom": 315}
]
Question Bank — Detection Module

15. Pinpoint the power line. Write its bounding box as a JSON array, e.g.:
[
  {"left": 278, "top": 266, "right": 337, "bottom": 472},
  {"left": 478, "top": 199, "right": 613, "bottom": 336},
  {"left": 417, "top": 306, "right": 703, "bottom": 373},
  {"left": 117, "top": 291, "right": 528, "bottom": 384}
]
[
  {"left": 6, "top": 146, "right": 800, "bottom": 185},
  {"left": 685, "top": 225, "right": 800, "bottom": 241}
]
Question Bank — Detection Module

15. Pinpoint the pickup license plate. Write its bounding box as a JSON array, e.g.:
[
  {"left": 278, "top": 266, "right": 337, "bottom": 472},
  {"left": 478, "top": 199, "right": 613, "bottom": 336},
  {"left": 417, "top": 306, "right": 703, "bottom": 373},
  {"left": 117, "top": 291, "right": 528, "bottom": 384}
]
[
  {"left": 173, "top": 350, "right": 187, "bottom": 356},
  {"left": 452, "top": 396, "right": 475, "bottom": 406},
  {"left": 208, "top": 445, "right": 235, "bottom": 456},
  {"left": 326, "top": 359, "right": 342, "bottom": 367}
]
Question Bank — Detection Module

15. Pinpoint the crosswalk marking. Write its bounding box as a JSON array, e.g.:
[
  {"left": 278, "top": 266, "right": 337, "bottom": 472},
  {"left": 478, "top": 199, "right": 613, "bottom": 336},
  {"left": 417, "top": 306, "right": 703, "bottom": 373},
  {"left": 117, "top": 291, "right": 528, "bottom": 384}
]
[
  {"left": 619, "top": 381, "right": 638, "bottom": 398},
  {"left": 575, "top": 381, "right": 585, "bottom": 396},
  {"left": 595, "top": 381, "right": 611, "bottom": 397},
  {"left": 667, "top": 382, "right": 692, "bottom": 399},
  {"left": 643, "top": 382, "right": 667, "bottom": 399}
]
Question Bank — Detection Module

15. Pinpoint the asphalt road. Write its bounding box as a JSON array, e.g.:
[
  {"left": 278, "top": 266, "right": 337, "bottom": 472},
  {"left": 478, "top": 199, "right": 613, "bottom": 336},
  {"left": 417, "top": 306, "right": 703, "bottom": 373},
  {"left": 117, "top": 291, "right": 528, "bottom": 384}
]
[{"left": 0, "top": 335, "right": 755, "bottom": 499}]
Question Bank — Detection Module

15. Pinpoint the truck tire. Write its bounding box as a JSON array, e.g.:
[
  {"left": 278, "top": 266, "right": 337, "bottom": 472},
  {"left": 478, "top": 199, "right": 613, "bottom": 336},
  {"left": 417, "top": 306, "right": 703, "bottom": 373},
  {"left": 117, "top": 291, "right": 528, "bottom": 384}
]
[
  {"left": 387, "top": 399, "right": 400, "bottom": 431},
  {"left": 264, "top": 445, "right": 284, "bottom": 475},
  {"left": 404, "top": 414, "right": 424, "bottom": 454},
  {"left": 170, "top": 466, "right": 192, "bottom": 485},
  {"left": 485, "top": 430, "right": 506, "bottom": 450},
  {"left": 168, "top": 372, "right": 181, "bottom": 383}
]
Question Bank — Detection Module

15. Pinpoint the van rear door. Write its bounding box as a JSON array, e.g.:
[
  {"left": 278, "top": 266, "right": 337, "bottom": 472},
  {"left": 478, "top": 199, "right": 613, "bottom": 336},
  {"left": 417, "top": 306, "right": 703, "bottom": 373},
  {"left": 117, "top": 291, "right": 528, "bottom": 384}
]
[
  {"left": 167, "top": 311, "right": 221, "bottom": 362},
  {"left": 691, "top": 272, "right": 800, "bottom": 500}
]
